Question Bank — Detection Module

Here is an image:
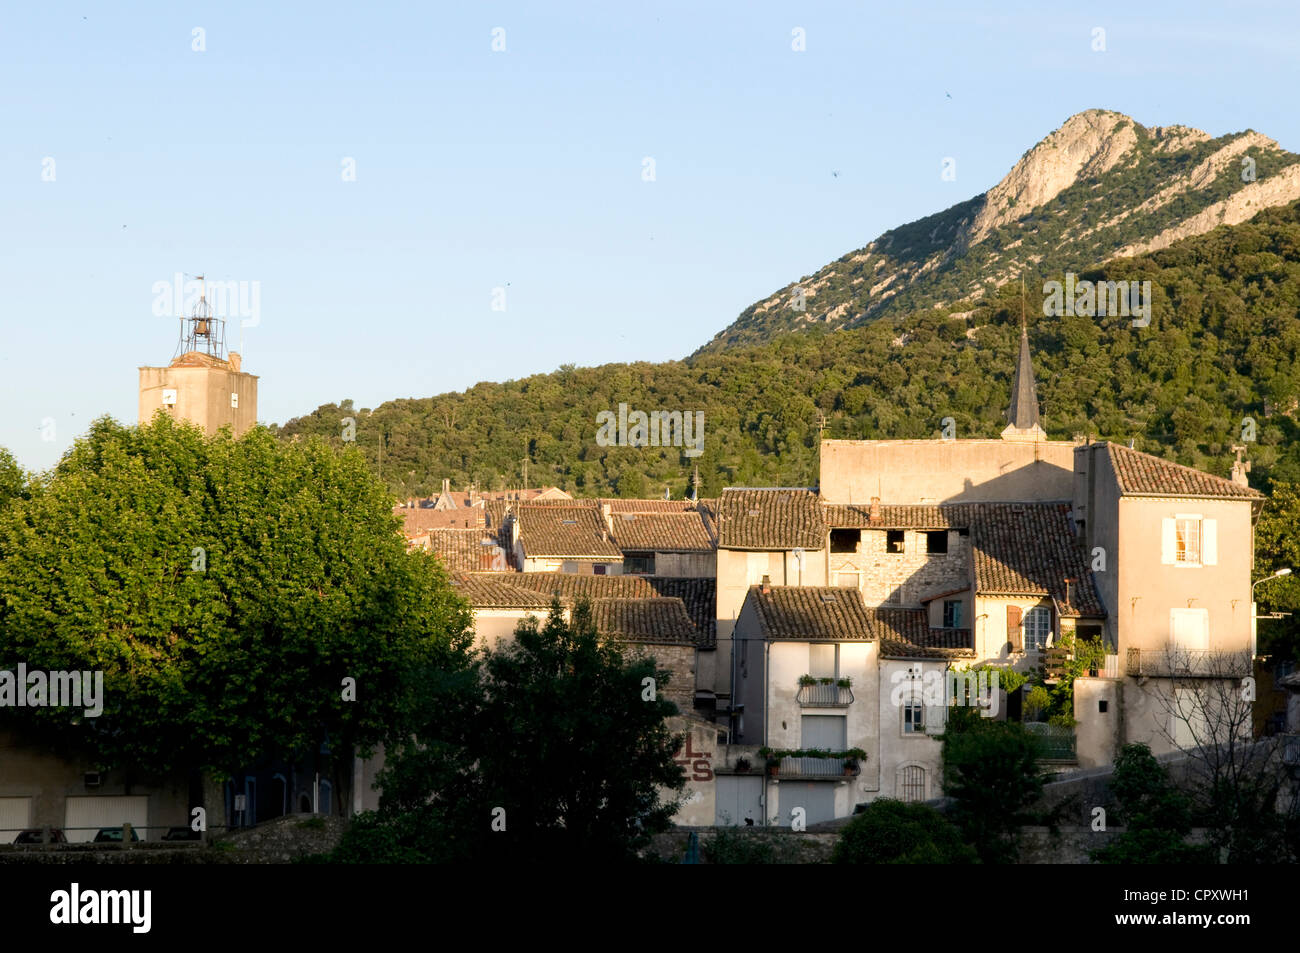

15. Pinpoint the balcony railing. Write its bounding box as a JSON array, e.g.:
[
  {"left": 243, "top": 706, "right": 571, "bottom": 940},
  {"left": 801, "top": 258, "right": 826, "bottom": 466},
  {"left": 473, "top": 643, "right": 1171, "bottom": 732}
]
[
  {"left": 1126, "top": 648, "right": 1253, "bottom": 678},
  {"left": 771, "top": 756, "right": 860, "bottom": 779},
  {"left": 1024, "top": 722, "right": 1077, "bottom": 762},
  {"left": 796, "top": 681, "right": 854, "bottom": 707}
]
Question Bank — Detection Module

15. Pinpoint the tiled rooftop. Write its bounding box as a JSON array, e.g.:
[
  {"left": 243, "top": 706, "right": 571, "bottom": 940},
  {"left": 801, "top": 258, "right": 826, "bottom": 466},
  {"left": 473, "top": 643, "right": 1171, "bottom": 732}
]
[
  {"left": 716, "top": 488, "right": 825, "bottom": 550},
  {"left": 1100, "top": 443, "right": 1264, "bottom": 500},
  {"left": 514, "top": 504, "right": 623, "bottom": 558}
]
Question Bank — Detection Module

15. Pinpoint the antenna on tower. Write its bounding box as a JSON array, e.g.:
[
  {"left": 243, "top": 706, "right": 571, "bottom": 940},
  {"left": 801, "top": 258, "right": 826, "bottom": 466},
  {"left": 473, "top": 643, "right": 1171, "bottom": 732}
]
[{"left": 173, "top": 274, "right": 227, "bottom": 361}]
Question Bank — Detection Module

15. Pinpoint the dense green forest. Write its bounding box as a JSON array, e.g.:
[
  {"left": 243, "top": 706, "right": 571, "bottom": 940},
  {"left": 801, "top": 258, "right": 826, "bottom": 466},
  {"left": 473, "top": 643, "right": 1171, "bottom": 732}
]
[{"left": 274, "top": 200, "right": 1300, "bottom": 502}]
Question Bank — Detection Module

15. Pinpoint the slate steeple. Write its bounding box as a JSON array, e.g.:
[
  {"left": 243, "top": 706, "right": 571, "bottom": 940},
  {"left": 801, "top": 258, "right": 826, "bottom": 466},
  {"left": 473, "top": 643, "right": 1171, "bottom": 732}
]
[{"left": 1001, "top": 319, "right": 1046, "bottom": 441}]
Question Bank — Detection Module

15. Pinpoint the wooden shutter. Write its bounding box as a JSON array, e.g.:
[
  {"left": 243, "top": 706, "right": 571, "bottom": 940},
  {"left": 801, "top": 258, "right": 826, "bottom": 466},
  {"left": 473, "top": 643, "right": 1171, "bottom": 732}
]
[
  {"left": 1161, "top": 518, "right": 1176, "bottom": 564},
  {"left": 1202, "top": 519, "right": 1217, "bottom": 565},
  {"left": 1008, "top": 605, "right": 1023, "bottom": 652}
]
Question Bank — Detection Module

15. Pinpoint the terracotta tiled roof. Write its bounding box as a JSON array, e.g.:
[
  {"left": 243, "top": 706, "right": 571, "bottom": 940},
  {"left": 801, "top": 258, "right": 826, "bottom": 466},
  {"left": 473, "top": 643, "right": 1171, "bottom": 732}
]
[
  {"left": 1100, "top": 443, "right": 1263, "bottom": 500},
  {"left": 607, "top": 511, "right": 715, "bottom": 553},
  {"left": 449, "top": 574, "right": 555, "bottom": 609},
  {"left": 744, "top": 587, "right": 975, "bottom": 657},
  {"left": 748, "top": 586, "right": 877, "bottom": 640},
  {"left": 399, "top": 507, "right": 487, "bottom": 535},
  {"left": 868, "top": 608, "right": 976, "bottom": 659},
  {"left": 971, "top": 502, "right": 1105, "bottom": 618},
  {"left": 584, "top": 598, "right": 700, "bottom": 645},
  {"left": 500, "top": 572, "right": 716, "bottom": 644},
  {"left": 717, "top": 489, "right": 825, "bottom": 550},
  {"left": 514, "top": 504, "right": 622, "bottom": 558},
  {"left": 602, "top": 499, "right": 703, "bottom": 512},
  {"left": 823, "top": 503, "right": 977, "bottom": 529},
  {"left": 418, "top": 529, "right": 508, "bottom": 572}
]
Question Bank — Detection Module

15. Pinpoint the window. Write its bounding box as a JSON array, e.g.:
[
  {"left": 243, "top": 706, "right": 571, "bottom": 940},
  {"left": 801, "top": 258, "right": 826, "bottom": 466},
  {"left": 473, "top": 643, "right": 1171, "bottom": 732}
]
[
  {"left": 830, "top": 529, "right": 860, "bottom": 553},
  {"left": 1162, "top": 516, "right": 1217, "bottom": 565},
  {"left": 623, "top": 553, "right": 655, "bottom": 575},
  {"left": 1169, "top": 608, "right": 1209, "bottom": 653},
  {"left": 887, "top": 530, "right": 905, "bottom": 554},
  {"left": 903, "top": 702, "right": 925, "bottom": 734},
  {"left": 801, "top": 714, "right": 846, "bottom": 749},
  {"left": 1023, "top": 607, "right": 1052, "bottom": 651},
  {"left": 1176, "top": 518, "right": 1200, "bottom": 563},
  {"left": 809, "top": 643, "right": 837, "bottom": 678},
  {"left": 943, "top": 600, "right": 963, "bottom": 629},
  {"left": 833, "top": 571, "right": 861, "bottom": 590},
  {"left": 900, "top": 765, "right": 926, "bottom": 802},
  {"left": 593, "top": 564, "right": 607, "bottom": 576},
  {"left": 925, "top": 531, "right": 948, "bottom": 554}
]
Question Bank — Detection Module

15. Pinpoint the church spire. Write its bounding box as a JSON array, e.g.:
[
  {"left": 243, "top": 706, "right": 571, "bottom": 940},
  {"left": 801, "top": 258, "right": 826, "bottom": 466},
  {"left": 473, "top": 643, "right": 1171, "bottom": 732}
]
[{"left": 1001, "top": 311, "right": 1046, "bottom": 442}]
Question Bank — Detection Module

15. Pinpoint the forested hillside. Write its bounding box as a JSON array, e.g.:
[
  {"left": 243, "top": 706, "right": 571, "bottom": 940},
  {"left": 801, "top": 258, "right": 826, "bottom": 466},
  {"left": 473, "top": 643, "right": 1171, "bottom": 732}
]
[{"left": 273, "top": 201, "right": 1300, "bottom": 501}]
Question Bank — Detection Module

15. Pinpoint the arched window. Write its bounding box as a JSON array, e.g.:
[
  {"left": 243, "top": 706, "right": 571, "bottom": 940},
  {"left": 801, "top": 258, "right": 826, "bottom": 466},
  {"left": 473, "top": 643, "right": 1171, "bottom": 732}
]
[{"left": 900, "top": 765, "right": 926, "bottom": 802}]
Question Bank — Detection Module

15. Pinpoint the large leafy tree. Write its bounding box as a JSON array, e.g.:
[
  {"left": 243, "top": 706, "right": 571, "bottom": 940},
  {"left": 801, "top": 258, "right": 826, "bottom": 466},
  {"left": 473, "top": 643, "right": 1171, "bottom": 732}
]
[
  {"left": 333, "top": 599, "right": 687, "bottom": 863},
  {"left": 941, "top": 709, "right": 1049, "bottom": 863},
  {"left": 0, "top": 414, "right": 474, "bottom": 776},
  {"left": 1091, "top": 743, "right": 1212, "bottom": 864}
]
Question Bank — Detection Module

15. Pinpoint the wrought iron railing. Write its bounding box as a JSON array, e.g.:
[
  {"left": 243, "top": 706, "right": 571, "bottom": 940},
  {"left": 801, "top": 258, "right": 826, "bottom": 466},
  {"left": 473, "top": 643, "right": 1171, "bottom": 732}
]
[
  {"left": 1024, "top": 722, "right": 1077, "bottom": 761},
  {"left": 796, "top": 681, "right": 854, "bottom": 707},
  {"left": 1126, "top": 648, "right": 1252, "bottom": 678},
  {"left": 772, "top": 756, "right": 859, "bottom": 778}
]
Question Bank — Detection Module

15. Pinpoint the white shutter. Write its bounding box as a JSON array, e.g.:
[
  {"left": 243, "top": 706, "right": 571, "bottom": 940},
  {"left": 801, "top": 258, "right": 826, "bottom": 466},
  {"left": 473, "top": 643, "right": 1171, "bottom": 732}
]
[
  {"left": 1202, "top": 519, "right": 1217, "bottom": 565},
  {"left": 1161, "top": 518, "right": 1176, "bottom": 564},
  {"left": 924, "top": 702, "right": 947, "bottom": 734}
]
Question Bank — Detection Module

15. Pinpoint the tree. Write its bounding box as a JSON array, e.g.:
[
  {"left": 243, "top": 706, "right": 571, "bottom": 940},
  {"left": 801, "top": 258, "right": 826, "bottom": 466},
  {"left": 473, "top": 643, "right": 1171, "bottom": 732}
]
[
  {"left": 832, "top": 799, "right": 978, "bottom": 864},
  {"left": 334, "top": 599, "right": 687, "bottom": 863},
  {"left": 1145, "top": 647, "right": 1297, "bottom": 863},
  {"left": 941, "top": 711, "right": 1049, "bottom": 863},
  {"left": 1091, "top": 743, "right": 1212, "bottom": 863},
  {"left": 0, "top": 414, "right": 474, "bottom": 779},
  {"left": 0, "top": 447, "right": 30, "bottom": 511}
]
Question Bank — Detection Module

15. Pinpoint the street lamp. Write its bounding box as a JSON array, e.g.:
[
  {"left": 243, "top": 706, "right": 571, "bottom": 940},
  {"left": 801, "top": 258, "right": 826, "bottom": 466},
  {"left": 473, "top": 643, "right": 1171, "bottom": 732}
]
[{"left": 1252, "top": 569, "right": 1292, "bottom": 657}]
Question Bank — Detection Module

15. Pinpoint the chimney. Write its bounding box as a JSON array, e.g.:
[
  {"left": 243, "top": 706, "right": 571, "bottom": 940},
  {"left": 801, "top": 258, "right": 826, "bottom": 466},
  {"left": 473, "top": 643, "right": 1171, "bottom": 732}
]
[
  {"left": 761, "top": 574, "right": 771, "bottom": 595},
  {"left": 442, "top": 478, "right": 451, "bottom": 496},
  {"left": 869, "top": 496, "right": 882, "bottom": 524}
]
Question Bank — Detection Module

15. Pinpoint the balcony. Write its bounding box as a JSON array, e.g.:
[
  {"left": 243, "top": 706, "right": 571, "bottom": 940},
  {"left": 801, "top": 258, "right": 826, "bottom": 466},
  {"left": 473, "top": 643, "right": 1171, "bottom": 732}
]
[
  {"left": 761, "top": 748, "right": 866, "bottom": 779},
  {"left": 796, "top": 677, "right": 854, "bottom": 708},
  {"left": 1126, "top": 648, "right": 1253, "bottom": 679}
]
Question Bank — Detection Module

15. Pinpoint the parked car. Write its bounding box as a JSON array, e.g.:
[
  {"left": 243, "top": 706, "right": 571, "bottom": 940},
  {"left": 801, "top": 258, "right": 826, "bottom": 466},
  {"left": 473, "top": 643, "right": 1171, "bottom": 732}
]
[
  {"left": 161, "top": 826, "right": 202, "bottom": 841},
  {"left": 12, "top": 829, "right": 67, "bottom": 845},
  {"left": 92, "top": 827, "right": 140, "bottom": 843}
]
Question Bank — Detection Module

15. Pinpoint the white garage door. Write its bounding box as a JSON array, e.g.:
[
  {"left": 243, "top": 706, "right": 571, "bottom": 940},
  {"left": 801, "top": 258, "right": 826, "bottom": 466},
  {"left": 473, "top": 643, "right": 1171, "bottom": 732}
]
[
  {"left": 714, "top": 775, "right": 764, "bottom": 826},
  {"left": 0, "top": 797, "right": 32, "bottom": 842},
  {"left": 779, "top": 782, "right": 838, "bottom": 826},
  {"left": 65, "top": 796, "right": 149, "bottom": 843}
]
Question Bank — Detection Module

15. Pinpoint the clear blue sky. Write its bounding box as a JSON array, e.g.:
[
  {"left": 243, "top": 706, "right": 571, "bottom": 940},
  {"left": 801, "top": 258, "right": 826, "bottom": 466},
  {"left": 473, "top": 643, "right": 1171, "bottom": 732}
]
[{"left": 3, "top": 1, "right": 1299, "bottom": 471}]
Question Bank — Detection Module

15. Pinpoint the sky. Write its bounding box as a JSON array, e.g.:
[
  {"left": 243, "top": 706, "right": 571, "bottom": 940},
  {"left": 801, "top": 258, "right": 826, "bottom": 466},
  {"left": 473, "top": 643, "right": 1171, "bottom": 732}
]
[{"left": 3, "top": 1, "right": 1300, "bottom": 471}]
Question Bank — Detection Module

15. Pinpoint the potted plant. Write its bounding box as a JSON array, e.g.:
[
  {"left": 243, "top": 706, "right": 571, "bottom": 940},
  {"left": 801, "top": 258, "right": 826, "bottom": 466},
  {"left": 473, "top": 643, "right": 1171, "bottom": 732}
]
[
  {"left": 734, "top": 757, "right": 751, "bottom": 774},
  {"left": 798, "top": 674, "right": 817, "bottom": 687},
  {"left": 817, "top": 676, "right": 834, "bottom": 685},
  {"left": 836, "top": 676, "right": 852, "bottom": 689},
  {"left": 759, "top": 747, "right": 780, "bottom": 777}
]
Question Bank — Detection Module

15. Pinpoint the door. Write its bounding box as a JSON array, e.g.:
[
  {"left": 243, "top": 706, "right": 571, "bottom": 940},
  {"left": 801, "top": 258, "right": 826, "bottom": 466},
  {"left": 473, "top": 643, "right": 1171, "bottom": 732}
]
[
  {"left": 0, "top": 797, "right": 31, "bottom": 842},
  {"left": 64, "top": 795, "right": 148, "bottom": 843},
  {"left": 779, "top": 782, "right": 838, "bottom": 826},
  {"left": 713, "top": 775, "right": 763, "bottom": 826}
]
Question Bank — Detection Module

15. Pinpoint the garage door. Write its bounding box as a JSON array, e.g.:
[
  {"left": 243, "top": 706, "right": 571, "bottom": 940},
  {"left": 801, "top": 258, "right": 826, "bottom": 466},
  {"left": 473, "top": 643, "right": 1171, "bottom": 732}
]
[
  {"left": 714, "top": 775, "right": 763, "bottom": 826},
  {"left": 778, "top": 782, "right": 838, "bottom": 826},
  {"left": 64, "top": 796, "right": 149, "bottom": 843},
  {"left": 0, "top": 797, "right": 32, "bottom": 842}
]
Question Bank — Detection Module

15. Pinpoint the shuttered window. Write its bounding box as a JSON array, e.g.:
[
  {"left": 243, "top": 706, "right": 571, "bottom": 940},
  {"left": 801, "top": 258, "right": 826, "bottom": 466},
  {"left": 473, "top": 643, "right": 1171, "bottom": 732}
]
[{"left": 1007, "top": 605, "right": 1023, "bottom": 652}]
